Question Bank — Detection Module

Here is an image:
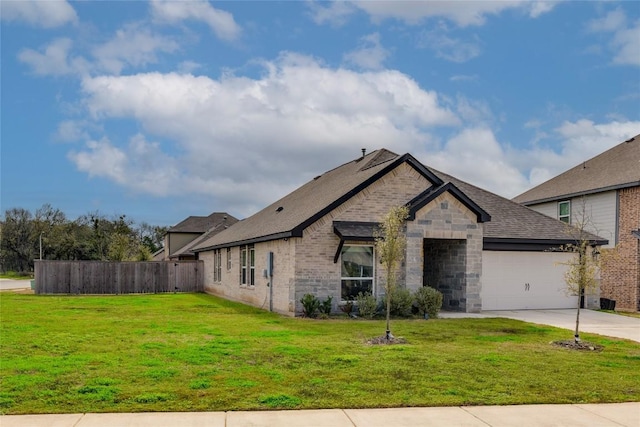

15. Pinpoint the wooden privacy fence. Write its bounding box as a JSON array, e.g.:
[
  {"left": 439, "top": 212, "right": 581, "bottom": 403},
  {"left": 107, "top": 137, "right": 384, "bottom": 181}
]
[{"left": 34, "top": 260, "right": 204, "bottom": 294}]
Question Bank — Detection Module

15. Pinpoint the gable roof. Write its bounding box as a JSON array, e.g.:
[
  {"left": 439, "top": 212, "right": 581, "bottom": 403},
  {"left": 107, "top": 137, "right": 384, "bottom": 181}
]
[
  {"left": 408, "top": 181, "right": 491, "bottom": 223},
  {"left": 168, "top": 212, "right": 238, "bottom": 234},
  {"left": 169, "top": 219, "right": 237, "bottom": 259},
  {"left": 193, "top": 149, "right": 442, "bottom": 251},
  {"left": 513, "top": 134, "right": 640, "bottom": 205},
  {"left": 193, "top": 149, "right": 607, "bottom": 252}
]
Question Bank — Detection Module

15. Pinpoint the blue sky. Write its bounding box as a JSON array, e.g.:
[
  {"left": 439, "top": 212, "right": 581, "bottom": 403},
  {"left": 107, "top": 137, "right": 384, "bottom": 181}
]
[{"left": 1, "top": 1, "right": 639, "bottom": 226}]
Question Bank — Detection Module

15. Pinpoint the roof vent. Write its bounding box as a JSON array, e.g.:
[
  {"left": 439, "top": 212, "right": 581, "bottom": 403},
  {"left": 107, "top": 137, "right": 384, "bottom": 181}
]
[
  {"left": 276, "top": 206, "right": 284, "bottom": 213},
  {"left": 313, "top": 175, "right": 321, "bottom": 180},
  {"left": 625, "top": 137, "right": 635, "bottom": 143},
  {"left": 361, "top": 148, "right": 366, "bottom": 158}
]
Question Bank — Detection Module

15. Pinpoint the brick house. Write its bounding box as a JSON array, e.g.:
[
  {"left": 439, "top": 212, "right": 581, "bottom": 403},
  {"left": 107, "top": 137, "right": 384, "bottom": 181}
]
[
  {"left": 153, "top": 212, "right": 238, "bottom": 261},
  {"left": 514, "top": 135, "right": 640, "bottom": 311},
  {"left": 193, "top": 149, "right": 605, "bottom": 316}
]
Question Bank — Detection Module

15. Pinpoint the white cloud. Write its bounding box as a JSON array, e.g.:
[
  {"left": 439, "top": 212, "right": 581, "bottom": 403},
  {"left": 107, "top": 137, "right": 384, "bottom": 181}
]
[
  {"left": 72, "top": 53, "right": 459, "bottom": 215},
  {"left": 418, "top": 24, "right": 482, "bottom": 63},
  {"left": 322, "top": 1, "right": 557, "bottom": 27},
  {"left": 528, "top": 1, "right": 558, "bottom": 19},
  {"left": 587, "top": 8, "right": 627, "bottom": 33},
  {"left": 587, "top": 8, "right": 640, "bottom": 68},
  {"left": 18, "top": 38, "right": 87, "bottom": 76},
  {"left": 68, "top": 134, "right": 182, "bottom": 196},
  {"left": 177, "top": 60, "right": 202, "bottom": 74},
  {"left": 427, "top": 119, "right": 640, "bottom": 199},
  {"left": 150, "top": 0, "right": 241, "bottom": 41},
  {"left": 308, "top": 0, "right": 356, "bottom": 27},
  {"left": 18, "top": 24, "right": 180, "bottom": 77},
  {"left": 611, "top": 20, "right": 640, "bottom": 67},
  {"left": 343, "top": 33, "right": 390, "bottom": 70},
  {"left": 450, "top": 74, "right": 478, "bottom": 82},
  {"left": 54, "top": 120, "right": 90, "bottom": 142},
  {"left": 1, "top": 0, "right": 77, "bottom": 28},
  {"left": 427, "top": 127, "right": 530, "bottom": 198},
  {"left": 92, "top": 24, "right": 179, "bottom": 74},
  {"left": 516, "top": 119, "right": 640, "bottom": 188}
]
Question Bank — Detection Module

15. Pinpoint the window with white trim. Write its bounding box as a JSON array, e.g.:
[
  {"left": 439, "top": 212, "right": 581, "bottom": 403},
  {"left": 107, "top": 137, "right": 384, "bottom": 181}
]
[
  {"left": 226, "top": 248, "right": 231, "bottom": 270},
  {"left": 240, "top": 246, "right": 247, "bottom": 285},
  {"left": 249, "top": 246, "right": 255, "bottom": 286},
  {"left": 558, "top": 200, "right": 571, "bottom": 224},
  {"left": 240, "top": 245, "right": 255, "bottom": 286},
  {"left": 340, "top": 245, "right": 374, "bottom": 301},
  {"left": 213, "top": 249, "right": 222, "bottom": 282}
]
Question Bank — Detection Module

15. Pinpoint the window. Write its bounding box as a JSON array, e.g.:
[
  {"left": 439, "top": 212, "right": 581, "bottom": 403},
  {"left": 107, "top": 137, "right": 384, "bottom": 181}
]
[
  {"left": 558, "top": 200, "right": 571, "bottom": 224},
  {"left": 249, "top": 246, "right": 255, "bottom": 286},
  {"left": 226, "top": 248, "right": 231, "bottom": 270},
  {"left": 241, "top": 247, "right": 247, "bottom": 285},
  {"left": 340, "top": 245, "right": 374, "bottom": 301},
  {"left": 213, "top": 249, "right": 222, "bottom": 282},
  {"left": 240, "top": 245, "right": 255, "bottom": 286}
]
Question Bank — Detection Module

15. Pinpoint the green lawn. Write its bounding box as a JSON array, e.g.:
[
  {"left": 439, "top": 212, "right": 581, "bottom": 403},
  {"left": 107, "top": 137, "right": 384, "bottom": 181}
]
[
  {"left": 0, "top": 272, "right": 32, "bottom": 280},
  {"left": 1, "top": 293, "right": 639, "bottom": 415}
]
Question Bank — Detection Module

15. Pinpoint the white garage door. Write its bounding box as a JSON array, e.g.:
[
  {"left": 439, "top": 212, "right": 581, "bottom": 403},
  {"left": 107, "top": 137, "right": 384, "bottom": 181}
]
[{"left": 481, "top": 251, "right": 578, "bottom": 310}]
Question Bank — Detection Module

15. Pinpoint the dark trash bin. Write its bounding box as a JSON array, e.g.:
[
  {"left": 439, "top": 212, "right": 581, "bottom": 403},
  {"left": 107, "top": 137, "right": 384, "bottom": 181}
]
[{"left": 600, "top": 298, "right": 616, "bottom": 310}]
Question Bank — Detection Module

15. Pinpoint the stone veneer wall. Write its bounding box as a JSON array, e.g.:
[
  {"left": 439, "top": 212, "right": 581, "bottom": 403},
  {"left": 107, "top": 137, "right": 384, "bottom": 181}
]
[
  {"left": 423, "top": 239, "right": 467, "bottom": 310},
  {"left": 405, "top": 193, "right": 483, "bottom": 312},
  {"left": 601, "top": 186, "right": 640, "bottom": 311}
]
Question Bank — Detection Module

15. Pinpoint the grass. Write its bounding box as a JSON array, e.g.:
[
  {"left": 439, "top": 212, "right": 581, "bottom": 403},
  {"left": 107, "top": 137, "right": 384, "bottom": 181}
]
[
  {"left": 599, "top": 309, "right": 640, "bottom": 319},
  {"left": 1, "top": 293, "right": 639, "bottom": 415},
  {"left": 0, "top": 271, "right": 32, "bottom": 280}
]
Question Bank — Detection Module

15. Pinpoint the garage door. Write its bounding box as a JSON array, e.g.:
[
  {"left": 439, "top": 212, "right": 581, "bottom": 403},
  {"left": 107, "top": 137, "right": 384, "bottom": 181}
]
[{"left": 481, "top": 251, "right": 578, "bottom": 310}]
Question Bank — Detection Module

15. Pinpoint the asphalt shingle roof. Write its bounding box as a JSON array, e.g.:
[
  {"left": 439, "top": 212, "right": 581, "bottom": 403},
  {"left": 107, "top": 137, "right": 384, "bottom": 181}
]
[
  {"left": 513, "top": 134, "right": 640, "bottom": 205},
  {"left": 169, "top": 212, "right": 238, "bottom": 233},
  {"left": 193, "top": 149, "right": 605, "bottom": 251}
]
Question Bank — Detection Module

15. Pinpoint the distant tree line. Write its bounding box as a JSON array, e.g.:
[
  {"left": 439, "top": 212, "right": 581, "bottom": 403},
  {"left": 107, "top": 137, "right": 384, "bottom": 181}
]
[{"left": 0, "top": 204, "right": 167, "bottom": 273}]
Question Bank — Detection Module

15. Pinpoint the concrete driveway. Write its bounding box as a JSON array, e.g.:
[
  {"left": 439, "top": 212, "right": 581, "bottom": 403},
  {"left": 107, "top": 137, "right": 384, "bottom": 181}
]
[
  {"left": 480, "top": 309, "right": 640, "bottom": 342},
  {"left": 0, "top": 278, "right": 31, "bottom": 291}
]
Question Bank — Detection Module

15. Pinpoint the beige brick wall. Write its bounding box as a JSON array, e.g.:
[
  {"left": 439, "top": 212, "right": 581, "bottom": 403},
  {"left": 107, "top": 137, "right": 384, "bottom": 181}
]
[
  {"left": 202, "top": 238, "right": 297, "bottom": 316},
  {"left": 601, "top": 186, "right": 640, "bottom": 311}
]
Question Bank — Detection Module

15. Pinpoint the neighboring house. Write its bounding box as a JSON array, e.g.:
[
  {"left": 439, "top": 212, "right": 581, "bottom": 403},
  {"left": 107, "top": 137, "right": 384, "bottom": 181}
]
[
  {"left": 162, "top": 212, "right": 239, "bottom": 261},
  {"left": 192, "top": 149, "right": 605, "bottom": 316},
  {"left": 513, "top": 135, "right": 640, "bottom": 311}
]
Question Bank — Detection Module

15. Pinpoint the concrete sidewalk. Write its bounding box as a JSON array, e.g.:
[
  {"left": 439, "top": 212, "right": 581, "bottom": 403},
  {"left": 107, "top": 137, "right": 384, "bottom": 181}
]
[{"left": 2, "top": 403, "right": 639, "bottom": 426}]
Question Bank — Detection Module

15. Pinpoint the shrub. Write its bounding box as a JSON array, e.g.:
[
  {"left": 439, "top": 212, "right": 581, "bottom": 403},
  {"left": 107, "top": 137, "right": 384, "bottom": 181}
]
[
  {"left": 380, "top": 287, "right": 414, "bottom": 317},
  {"left": 414, "top": 286, "right": 443, "bottom": 319},
  {"left": 319, "top": 296, "right": 333, "bottom": 315},
  {"left": 300, "top": 294, "right": 320, "bottom": 318},
  {"left": 355, "top": 292, "right": 378, "bottom": 319}
]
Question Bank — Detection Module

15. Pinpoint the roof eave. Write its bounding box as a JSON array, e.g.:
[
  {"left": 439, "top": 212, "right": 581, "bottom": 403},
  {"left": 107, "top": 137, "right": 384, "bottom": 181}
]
[
  {"left": 483, "top": 237, "right": 609, "bottom": 251},
  {"left": 193, "top": 231, "right": 296, "bottom": 252}
]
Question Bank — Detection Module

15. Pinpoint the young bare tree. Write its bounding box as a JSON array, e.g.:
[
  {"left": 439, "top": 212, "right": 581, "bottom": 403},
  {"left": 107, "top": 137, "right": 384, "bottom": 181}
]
[
  {"left": 558, "top": 199, "right": 603, "bottom": 343},
  {"left": 375, "top": 205, "right": 409, "bottom": 341}
]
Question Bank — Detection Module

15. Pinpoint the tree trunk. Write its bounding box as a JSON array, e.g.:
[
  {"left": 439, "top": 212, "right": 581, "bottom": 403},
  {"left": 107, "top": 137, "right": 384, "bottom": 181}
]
[
  {"left": 385, "top": 293, "right": 391, "bottom": 340},
  {"left": 574, "top": 294, "right": 581, "bottom": 343}
]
